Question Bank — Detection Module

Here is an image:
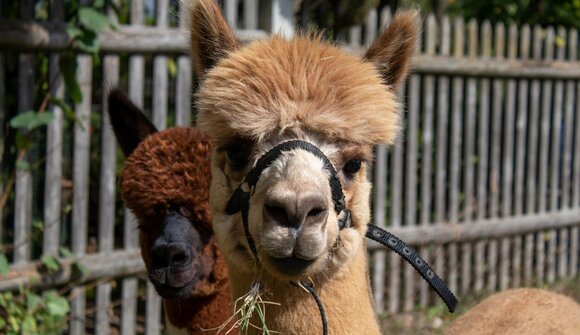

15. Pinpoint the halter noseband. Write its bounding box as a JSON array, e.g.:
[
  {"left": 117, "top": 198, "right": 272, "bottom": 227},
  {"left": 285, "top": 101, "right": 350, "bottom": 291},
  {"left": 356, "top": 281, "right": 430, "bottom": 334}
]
[{"left": 225, "top": 140, "right": 457, "bottom": 324}]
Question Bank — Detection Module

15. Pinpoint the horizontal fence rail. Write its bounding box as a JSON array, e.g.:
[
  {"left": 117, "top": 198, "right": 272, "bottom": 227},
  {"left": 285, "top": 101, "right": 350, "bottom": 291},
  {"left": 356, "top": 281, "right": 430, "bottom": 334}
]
[{"left": 1, "top": 0, "right": 579, "bottom": 333}]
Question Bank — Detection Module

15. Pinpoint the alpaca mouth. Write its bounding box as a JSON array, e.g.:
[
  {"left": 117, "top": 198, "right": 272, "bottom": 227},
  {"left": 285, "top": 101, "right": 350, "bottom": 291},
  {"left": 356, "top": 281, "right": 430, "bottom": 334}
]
[
  {"left": 267, "top": 255, "right": 316, "bottom": 277},
  {"left": 152, "top": 281, "right": 195, "bottom": 300}
]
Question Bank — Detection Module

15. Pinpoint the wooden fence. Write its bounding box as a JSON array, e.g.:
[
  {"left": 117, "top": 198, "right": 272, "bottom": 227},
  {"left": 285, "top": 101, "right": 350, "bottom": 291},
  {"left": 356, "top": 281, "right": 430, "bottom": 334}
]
[{"left": 0, "top": 0, "right": 579, "bottom": 333}]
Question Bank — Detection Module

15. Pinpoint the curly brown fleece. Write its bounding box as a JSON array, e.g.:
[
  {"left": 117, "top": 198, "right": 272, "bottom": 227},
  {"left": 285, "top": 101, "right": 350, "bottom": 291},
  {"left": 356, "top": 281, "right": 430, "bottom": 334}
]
[{"left": 119, "top": 127, "right": 235, "bottom": 334}]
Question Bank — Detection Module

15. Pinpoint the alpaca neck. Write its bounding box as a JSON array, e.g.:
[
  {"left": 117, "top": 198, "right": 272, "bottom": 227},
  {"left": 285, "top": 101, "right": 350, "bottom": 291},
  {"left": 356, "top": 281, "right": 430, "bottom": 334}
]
[
  {"left": 228, "top": 242, "right": 380, "bottom": 335},
  {"left": 163, "top": 281, "right": 236, "bottom": 335}
]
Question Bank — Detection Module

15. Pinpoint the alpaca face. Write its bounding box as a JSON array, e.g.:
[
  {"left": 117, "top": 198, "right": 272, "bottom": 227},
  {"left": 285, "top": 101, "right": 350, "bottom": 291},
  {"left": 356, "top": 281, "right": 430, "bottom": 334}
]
[
  {"left": 214, "top": 133, "right": 373, "bottom": 279},
  {"left": 108, "top": 91, "right": 222, "bottom": 300},
  {"left": 191, "top": 0, "right": 416, "bottom": 283}
]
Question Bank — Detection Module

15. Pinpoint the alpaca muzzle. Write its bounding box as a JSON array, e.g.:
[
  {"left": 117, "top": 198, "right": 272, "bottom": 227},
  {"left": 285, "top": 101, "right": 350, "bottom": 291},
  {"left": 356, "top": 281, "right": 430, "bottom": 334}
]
[{"left": 225, "top": 140, "right": 457, "bottom": 317}]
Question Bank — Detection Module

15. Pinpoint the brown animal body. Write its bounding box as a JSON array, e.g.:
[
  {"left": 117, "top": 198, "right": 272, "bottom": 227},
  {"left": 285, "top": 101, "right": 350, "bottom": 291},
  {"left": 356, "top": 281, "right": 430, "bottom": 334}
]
[
  {"left": 447, "top": 288, "right": 580, "bottom": 335},
  {"left": 108, "top": 91, "right": 235, "bottom": 335},
  {"left": 189, "top": 0, "right": 417, "bottom": 334}
]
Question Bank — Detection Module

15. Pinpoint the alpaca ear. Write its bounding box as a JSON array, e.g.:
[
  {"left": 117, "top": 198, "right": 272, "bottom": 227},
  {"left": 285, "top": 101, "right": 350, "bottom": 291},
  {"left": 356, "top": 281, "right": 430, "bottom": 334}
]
[
  {"left": 363, "top": 11, "right": 419, "bottom": 89},
  {"left": 107, "top": 89, "right": 158, "bottom": 157},
  {"left": 190, "top": 0, "right": 239, "bottom": 77}
]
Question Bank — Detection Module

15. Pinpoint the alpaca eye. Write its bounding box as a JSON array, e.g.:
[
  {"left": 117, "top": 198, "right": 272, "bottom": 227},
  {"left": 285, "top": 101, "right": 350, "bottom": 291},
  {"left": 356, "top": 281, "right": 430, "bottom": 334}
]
[
  {"left": 226, "top": 146, "right": 250, "bottom": 171},
  {"left": 343, "top": 159, "right": 362, "bottom": 176}
]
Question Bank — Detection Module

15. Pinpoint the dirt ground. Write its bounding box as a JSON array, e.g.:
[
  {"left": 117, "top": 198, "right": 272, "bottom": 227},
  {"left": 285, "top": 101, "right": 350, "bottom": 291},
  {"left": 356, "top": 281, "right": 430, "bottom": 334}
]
[{"left": 379, "top": 277, "right": 580, "bottom": 335}]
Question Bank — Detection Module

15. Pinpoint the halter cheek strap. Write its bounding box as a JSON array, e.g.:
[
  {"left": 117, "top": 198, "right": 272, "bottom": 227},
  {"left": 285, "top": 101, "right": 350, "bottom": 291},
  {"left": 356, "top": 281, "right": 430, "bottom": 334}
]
[{"left": 225, "top": 140, "right": 458, "bottom": 317}]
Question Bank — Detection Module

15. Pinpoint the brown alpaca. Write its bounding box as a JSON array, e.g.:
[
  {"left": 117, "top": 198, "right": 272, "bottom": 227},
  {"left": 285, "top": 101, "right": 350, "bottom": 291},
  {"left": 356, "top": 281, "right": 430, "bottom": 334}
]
[
  {"left": 108, "top": 91, "right": 235, "bottom": 335},
  {"left": 446, "top": 288, "right": 580, "bottom": 335},
  {"left": 189, "top": 1, "right": 417, "bottom": 334}
]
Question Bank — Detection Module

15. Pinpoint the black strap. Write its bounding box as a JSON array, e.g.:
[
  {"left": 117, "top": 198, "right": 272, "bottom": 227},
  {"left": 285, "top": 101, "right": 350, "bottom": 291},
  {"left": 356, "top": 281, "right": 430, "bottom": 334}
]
[
  {"left": 366, "top": 224, "right": 458, "bottom": 313},
  {"left": 298, "top": 281, "right": 328, "bottom": 335}
]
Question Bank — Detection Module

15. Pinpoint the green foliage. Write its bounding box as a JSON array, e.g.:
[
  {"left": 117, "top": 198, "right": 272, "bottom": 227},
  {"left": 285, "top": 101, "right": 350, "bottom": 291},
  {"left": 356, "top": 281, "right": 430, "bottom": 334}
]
[
  {"left": 0, "top": 289, "right": 69, "bottom": 335},
  {"left": 0, "top": 254, "right": 9, "bottom": 276},
  {"left": 9, "top": 111, "right": 55, "bottom": 131},
  {"left": 448, "top": 0, "right": 580, "bottom": 29}
]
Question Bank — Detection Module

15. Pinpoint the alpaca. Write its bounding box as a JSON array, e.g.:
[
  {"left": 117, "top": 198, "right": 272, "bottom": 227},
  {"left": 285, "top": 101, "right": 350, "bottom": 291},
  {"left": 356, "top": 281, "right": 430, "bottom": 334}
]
[
  {"left": 446, "top": 288, "right": 580, "bottom": 335},
  {"left": 189, "top": 0, "right": 417, "bottom": 333},
  {"left": 108, "top": 90, "right": 235, "bottom": 335}
]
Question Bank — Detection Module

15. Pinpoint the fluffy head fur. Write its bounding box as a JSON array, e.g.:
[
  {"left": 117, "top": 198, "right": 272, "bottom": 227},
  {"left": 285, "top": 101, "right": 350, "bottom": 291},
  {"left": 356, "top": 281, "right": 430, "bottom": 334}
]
[
  {"left": 447, "top": 288, "right": 580, "bottom": 335},
  {"left": 110, "top": 90, "right": 235, "bottom": 334},
  {"left": 189, "top": 0, "right": 417, "bottom": 334}
]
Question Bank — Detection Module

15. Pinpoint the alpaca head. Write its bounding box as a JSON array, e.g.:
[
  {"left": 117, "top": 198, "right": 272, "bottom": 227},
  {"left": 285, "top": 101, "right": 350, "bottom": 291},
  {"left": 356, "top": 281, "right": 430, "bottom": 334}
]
[
  {"left": 108, "top": 91, "right": 223, "bottom": 300},
  {"left": 191, "top": 0, "right": 417, "bottom": 282}
]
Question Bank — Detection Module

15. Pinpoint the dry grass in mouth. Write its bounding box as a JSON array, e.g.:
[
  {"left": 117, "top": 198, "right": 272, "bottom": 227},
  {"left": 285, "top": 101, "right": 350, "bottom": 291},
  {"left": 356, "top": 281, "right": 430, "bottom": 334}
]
[{"left": 203, "top": 282, "right": 281, "bottom": 335}]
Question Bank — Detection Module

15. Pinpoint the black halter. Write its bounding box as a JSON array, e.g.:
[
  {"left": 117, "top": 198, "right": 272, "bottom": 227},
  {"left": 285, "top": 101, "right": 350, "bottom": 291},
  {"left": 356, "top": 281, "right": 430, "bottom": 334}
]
[{"left": 225, "top": 140, "right": 457, "bottom": 332}]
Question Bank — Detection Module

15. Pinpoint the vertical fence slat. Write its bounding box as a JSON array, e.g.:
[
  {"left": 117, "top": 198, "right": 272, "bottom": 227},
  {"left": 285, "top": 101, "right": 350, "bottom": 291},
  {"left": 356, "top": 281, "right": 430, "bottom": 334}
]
[
  {"left": 488, "top": 22, "right": 505, "bottom": 291},
  {"left": 460, "top": 18, "right": 478, "bottom": 294},
  {"left": 434, "top": 15, "right": 450, "bottom": 282},
  {"left": 500, "top": 23, "right": 519, "bottom": 290},
  {"left": 474, "top": 20, "right": 491, "bottom": 292},
  {"left": 537, "top": 27, "right": 555, "bottom": 284},
  {"left": 448, "top": 17, "right": 465, "bottom": 296},
  {"left": 224, "top": 0, "right": 238, "bottom": 28},
  {"left": 70, "top": 54, "right": 93, "bottom": 335},
  {"left": 372, "top": 144, "right": 387, "bottom": 313},
  {"left": 244, "top": 0, "right": 258, "bottom": 29},
  {"left": 96, "top": 5, "right": 120, "bottom": 334},
  {"left": 525, "top": 27, "right": 542, "bottom": 217},
  {"left": 568, "top": 29, "right": 579, "bottom": 277},
  {"left": 43, "top": 0, "right": 64, "bottom": 257},
  {"left": 553, "top": 27, "right": 567, "bottom": 281},
  {"left": 176, "top": 1, "right": 192, "bottom": 127},
  {"left": 122, "top": 2, "right": 145, "bottom": 334},
  {"left": 511, "top": 25, "right": 534, "bottom": 287},
  {"left": 14, "top": 0, "right": 35, "bottom": 265},
  {"left": 388, "top": 83, "right": 405, "bottom": 314},
  {"left": 418, "top": 14, "right": 436, "bottom": 307},
  {"left": 404, "top": 73, "right": 420, "bottom": 312}
]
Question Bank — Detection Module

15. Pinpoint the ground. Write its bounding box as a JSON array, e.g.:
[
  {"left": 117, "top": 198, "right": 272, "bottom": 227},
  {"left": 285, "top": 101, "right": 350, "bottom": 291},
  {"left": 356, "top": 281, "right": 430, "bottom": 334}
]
[{"left": 379, "top": 276, "right": 580, "bottom": 335}]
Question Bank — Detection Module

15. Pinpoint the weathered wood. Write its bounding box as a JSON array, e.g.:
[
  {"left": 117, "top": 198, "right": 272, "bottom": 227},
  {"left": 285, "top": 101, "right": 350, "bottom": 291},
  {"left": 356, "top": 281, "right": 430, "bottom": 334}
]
[
  {"left": 153, "top": 0, "right": 169, "bottom": 130},
  {"left": 70, "top": 53, "right": 93, "bottom": 335},
  {"left": 568, "top": 28, "right": 579, "bottom": 278},
  {"left": 372, "top": 143, "right": 387, "bottom": 313},
  {"left": 0, "top": 21, "right": 268, "bottom": 52},
  {"left": 43, "top": 0, "right": 64, "bottom": 257},
  {"left": 388, "top": 84, "right": 405, "bottom": 314},
  {"left": 447, "top": 16, "right": 465, "bottom": 296},
  {"left": 146, "top": 282, "right": 162, "bottom": 335},
  {"left": 403, "top": 72, "right": 420, "bottom": 312},
  {"left": 244, "top": 0, "right": 258, "bottom": 29},
  {"left": 96, "top": 55, "right": 120, "bottom": 335},
  {"left": 474, "top": 20, "right": 491, "bottom": 292},
  {"left": 499, "top": 24, "right": 518, "bottom": 290},
  {"left": 367, "top": 209, "right": 580, "bottom": 248},
  {"left": 224, "top": 0, "right": 238, "bottom": 28},
  {"left": 0, "top": 249, "right": 144, "bottom": 291},
  {"left": 417, "top": 14, "right": 436, "bottom": 307},
  {"left": 14, "top": 0, "right": 35, "bottom": 265},
  {"left": 434, "top": 15, "right": 450, "bottom": 282},
  {"left": 511, "top": 25, "right": 535, "bottom": 287},
  {"left": 488, "top": 21, "right": 505, "bottom": 291},
  {"left": 364, "top": 9, "right": 377, "bottom": 48}
]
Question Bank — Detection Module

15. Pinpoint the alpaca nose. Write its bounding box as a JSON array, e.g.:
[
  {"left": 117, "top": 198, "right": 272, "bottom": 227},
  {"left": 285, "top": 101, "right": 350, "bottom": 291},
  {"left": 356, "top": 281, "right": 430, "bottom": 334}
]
[
  {"left": 264, "top": 190, "right": 328, "bottom": 229},
  {"left": 151, "top": 242, "right": 192, "bottom": 269}
]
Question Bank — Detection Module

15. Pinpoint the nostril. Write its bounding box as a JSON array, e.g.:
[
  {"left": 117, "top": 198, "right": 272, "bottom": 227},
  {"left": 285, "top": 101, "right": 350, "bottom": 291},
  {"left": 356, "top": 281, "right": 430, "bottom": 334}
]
[
  {"left": 167, "top": 246, "right": 190, "bottom": 267},
  {"left": 152, "top": 244, "right": 191, "bottom": 269},
  {"left": 265, "top": 204, "right": 291, "bottom": 226},
  {"left": 307, "top": 207, "right": 326, "bottom": 218}
]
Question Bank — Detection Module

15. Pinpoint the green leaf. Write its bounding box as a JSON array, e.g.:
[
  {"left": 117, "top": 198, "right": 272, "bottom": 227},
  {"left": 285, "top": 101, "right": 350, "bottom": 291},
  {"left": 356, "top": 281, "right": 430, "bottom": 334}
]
[
  {"left": 66, "top": 24, "right": 83, "bottom": 39},
  {"left": 73, "top": 262, "right": 88, "bottom": 276},
  {"left": 167, "top": 58, "right": 177, "bottom": 78},
  {"left": 76, "top": 29, "right": 100, "bottom": 54},
  {"left": 59, "top": 247, "right": 73, "bottom": 258},
  {"left": 15, "top": 132, "right": 32, "bottom": 151},
  {"left": 0, "top": 317, "right": 5, "bottom": 329},
  {"left": 78, "top": 7, "right": 112, "bottom": 33},
  {"left": 16, "top": 160, "right": 30, "bottom": 171},
  {"left": 45, "top": 292, "right": 69, "bottom": 317},
  {"left": 59, "top": 55, "right": 83, "bottom": 103},
  {"left": 0, "top": 253, "right": 9, "bottom": 276},
  {"left": 22, "top": 315, "right": 37, "bottom": 333},
  {"left": 9, "top": 111, "right": 54, "bottom": 130},
  {"left": 40, "top": 255, "right": 60, "bottom": 273},
  {"left": 26, "top": 293, "right": 42, "bottom": 310}
]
